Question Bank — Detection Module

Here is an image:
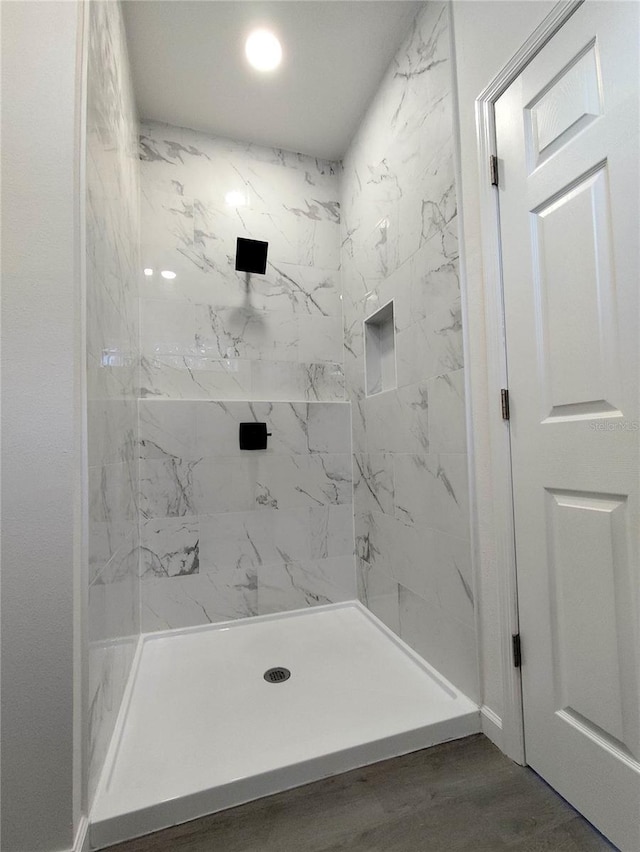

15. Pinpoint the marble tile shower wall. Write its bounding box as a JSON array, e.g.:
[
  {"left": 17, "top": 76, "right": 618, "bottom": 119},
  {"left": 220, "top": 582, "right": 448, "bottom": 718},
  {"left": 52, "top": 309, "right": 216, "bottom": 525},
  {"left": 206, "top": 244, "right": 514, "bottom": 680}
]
[
  {"left": 138, "top": 400, "right": 355, "bottom": 631},
  {"left": 86, "top": 1, "right": 140, "bottom": 804},
  {"left": 138, "top": 120, "right": 344, "bottom": 401},
  {"left": 341, "top": 3, "right": 478, "bottom": 698},
  {"left": 136, "top": 121, "right": 354, "bottom": 629}
]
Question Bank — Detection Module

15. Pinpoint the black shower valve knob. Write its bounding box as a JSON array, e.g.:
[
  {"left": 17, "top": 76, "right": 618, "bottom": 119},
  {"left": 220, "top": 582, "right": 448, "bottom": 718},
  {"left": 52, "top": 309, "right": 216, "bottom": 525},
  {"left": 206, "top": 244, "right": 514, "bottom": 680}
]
[{"left": 239, "top": 422, "right": 271, "bottom": 450}]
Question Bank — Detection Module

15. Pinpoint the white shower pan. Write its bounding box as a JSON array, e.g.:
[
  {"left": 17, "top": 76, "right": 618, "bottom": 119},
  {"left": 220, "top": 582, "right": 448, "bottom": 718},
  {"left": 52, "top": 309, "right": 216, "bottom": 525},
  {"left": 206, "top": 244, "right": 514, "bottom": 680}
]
[{"left": 91, "top": 602, "right": 479, "bottom": 848}]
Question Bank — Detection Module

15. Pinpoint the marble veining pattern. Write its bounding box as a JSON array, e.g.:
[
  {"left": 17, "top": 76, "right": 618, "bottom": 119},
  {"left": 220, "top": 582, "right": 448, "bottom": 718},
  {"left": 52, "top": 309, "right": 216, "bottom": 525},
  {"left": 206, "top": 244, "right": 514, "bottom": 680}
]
[
  {"left": 138, "top": 400, "right": 355, "bottom": 631},
  {"left": 341, "top": 3, "right": 477, "bottom": 699},
  {"left": 138, "top": 121, "right": 344, "bottom": 401},
  {"left": 86, "top": 0, "right": 141, "bottom": 806}
]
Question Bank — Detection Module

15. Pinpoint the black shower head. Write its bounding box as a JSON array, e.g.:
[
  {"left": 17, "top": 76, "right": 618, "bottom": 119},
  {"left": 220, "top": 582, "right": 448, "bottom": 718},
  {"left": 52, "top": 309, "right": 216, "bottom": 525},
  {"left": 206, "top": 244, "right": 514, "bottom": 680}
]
[{"left": 235, "top": 237, "right": 268, "bottom": 275}]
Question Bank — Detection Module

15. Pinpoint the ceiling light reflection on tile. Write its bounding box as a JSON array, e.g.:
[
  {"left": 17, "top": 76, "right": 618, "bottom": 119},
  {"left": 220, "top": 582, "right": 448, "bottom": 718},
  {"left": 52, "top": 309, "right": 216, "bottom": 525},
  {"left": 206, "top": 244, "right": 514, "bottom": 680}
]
[
  {"left": 160, "top": 270, "right": 176, "bottom": 280},
  {"left": 225, "top": 190, "right": 248, "bottom": 208},
  {"left": 245, "top": 29, "right": 282, "bottom": 72},
  {"left": 143, "top": 268, "right": 154, "bottom": 276}
]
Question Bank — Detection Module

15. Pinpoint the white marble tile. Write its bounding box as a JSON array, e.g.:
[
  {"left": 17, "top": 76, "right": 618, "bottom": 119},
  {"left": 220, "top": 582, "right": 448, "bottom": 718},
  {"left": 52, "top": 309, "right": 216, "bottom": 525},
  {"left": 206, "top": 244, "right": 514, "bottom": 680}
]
[
  {"left": 398, "top": 149, "right": 457, "bottom": 268},
  {"left": 297, "top": 215, "right": 341, "bottom": 270},
  {"left": 88, "top": 397, "right": 137, "bottom": 468},
  {"left": 356, "top": 559, "right": 400, "bottom": 634},
  {"left": 307, "top": 402, "right": 352, "bottom": 453},
  {"left": 139, "top": 123, "right": 207, "bottom": 198},
  {"left": 140, "top": 187, "right": 194, "bottom": 254},
  {"left": 298, "top": 315, "right": 343, "bottom": 364},
  {"left": 349, "top": 396, "right": 368, "bottom": 457},
  {"left": 89, "top": 544, "right": 140, "bottom": 645},
  {"left": 257, "top": 556, "right": 356, "bottom": 615},
  {"left": 299, "top": 363, "right": 346, "bottom": 402},
  {"left": 254, "top": 454, "right": 352, "bottom": 511},
  {"left": 139, "top": 458, "right": 202, "bottom": 520},
  {"left": 353, "top": 453, "right": 395, "bottom": 515},
  {"left": 138, "top": 399, "right": 198, "bottom": 461},
  {"left": 393, "top": 452, "right": 469, "bottom": 540},
  {"left": 194, "top": 457, "right": 257, "bottom": 514},
  {"left": 140, "top": 517, "right": 199, "bottom": 578},
  {"left": 340, "top": 250, "right": 370, "bottom": 317},
  {"left": 88, "top": 636, "right": 137, "bottom": 805},
  {"left": 364, "top": 382, "right": 429, "bottom": 455},
  {"left": 263, "top": 263, "right": 342, "bottom": 317},
  {"left": 194, "top": 400, "right": 350, "bottom": 458},
  {"left": 86, "top": 0, "right": 140, "bottom": 806},
  {"left": 398, "top": 584, "right": 478, "bottom": 699},
  {"left": 140, "top": 354, "right": 252, "bottom": 400},
  {"left": 194, "top": 400, "right": 253, "bottom": 456},
  {"left": 240, "top": 156, "right": 340, "bottom": 218},
  {"left": 337, "top": 0, "right": 476, "bottom": 685},
  {"left": 89, "top": 461, "right": 137, "bottom": 581},
  {"left": 428, "top": 529, "right": 474, "bottom": 627},
  {"left": 309, "top": 504, "right": 355, "bottom": 559},
  {"left": 245, "top": 207, "right": 303, "bottom": 266},
  {"left": 374, "top": 258, "right": 413, "bottom": 333},
  {"left": 385, "top": 5, "right": 452, "bottom": 180},
  {"left": 141, "top": 570, "right": 258, "bottom": 633},
  {"left": 427, "top": 369, "right": 467, "bottom": 454},
  {"left": 362, "top": 510, "right": 473, "bottom": 629},
  {"left": 249, "top": 360, "right": 346, "bottom": 402},
  {"left": 194, "top": 304, "right": 300, "bottom": 363},
  {"left": 409, "top": 247, "right": 460, "bottom": 327},
  {"left": 138, "top": 249, "right": 238, "bottom": 307},
  {"left": 137, "top": 399, "right": 354, "bottom": 624},
  {"left": 343, "top": 312, "right": 364, "bottom": 368},
  {"left": 140, "top": 298, "right": 196, "bottom": 359},
  {"left": 195, "top": 400, "right": 308, "bottom": 457},
  {"left": 139, "top": 119, "right": 344, "bottom": 397},
  {"left": 199, "top": 508, "right": 312, "bottom": 571},
  {"left": 356, "top": 210, "right": 400, "bottom": 283},
  {"left": 395, "top": 299, "right": 463, "bottom": 387},
  {"left": 354, "top": 511, "right": 375, "bottom": 564}
]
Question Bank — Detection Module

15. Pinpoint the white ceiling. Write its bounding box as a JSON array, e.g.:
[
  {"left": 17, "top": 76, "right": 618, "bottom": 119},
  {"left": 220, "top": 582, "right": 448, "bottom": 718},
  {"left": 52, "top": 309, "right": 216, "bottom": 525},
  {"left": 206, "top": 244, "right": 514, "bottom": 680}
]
[{"left": 122, "top": 1, "right": 423, "bottom": 161}]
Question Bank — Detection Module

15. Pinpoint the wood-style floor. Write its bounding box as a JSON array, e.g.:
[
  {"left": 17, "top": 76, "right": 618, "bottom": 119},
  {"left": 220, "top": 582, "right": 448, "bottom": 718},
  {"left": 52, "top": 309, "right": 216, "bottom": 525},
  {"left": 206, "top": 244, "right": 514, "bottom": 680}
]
[{"left": 106, "top": 734, "right": 615, "bottom": 852}]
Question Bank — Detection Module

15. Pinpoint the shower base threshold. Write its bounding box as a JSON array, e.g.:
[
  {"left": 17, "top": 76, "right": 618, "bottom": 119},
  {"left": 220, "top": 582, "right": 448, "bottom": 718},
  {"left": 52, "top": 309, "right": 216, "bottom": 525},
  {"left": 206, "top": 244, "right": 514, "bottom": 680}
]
[{"left": 90, "top": 602, "right": 479, "bottom": 849}]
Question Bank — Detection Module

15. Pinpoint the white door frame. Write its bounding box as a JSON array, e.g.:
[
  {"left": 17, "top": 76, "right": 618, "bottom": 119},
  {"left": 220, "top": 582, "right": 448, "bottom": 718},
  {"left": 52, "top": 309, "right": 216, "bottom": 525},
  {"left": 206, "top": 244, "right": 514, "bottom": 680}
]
[{"left": 474, "top": 0, "right": 584, "bottom": 766}]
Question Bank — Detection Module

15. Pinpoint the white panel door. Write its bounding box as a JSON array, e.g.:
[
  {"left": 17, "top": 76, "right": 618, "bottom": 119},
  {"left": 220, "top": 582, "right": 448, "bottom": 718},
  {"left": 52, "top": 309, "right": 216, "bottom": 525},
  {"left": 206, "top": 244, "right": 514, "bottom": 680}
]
[{"left": 495, "top": 2, "right": 640, "bottom": 848}]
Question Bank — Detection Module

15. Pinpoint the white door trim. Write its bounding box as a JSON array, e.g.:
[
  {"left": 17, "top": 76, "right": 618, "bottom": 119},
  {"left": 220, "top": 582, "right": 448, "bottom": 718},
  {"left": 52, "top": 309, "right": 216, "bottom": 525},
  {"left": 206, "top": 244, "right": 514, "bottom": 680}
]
[{"left": 474, "top": 0, "right": 584, "bottom": 765}]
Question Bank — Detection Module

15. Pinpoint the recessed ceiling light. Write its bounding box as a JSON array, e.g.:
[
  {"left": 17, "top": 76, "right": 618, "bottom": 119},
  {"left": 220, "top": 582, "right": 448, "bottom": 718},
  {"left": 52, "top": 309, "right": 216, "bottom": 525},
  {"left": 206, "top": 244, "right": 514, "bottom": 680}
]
[
  {"left": 245, "top": 29, "right": 282, "bottom": 72},
  {"left": 160, "top": 270, "right": 176, "bottom": 280},
  {"left": 143, "top": 268, "right": 154, "bottom": 277}
]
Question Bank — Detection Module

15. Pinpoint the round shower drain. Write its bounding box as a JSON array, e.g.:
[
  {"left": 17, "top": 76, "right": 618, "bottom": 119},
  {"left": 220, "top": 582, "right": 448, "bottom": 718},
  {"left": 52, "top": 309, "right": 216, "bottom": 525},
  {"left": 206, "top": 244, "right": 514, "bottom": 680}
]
[{"left": 263, "top": 667, "right": 291, "bottom": 683}]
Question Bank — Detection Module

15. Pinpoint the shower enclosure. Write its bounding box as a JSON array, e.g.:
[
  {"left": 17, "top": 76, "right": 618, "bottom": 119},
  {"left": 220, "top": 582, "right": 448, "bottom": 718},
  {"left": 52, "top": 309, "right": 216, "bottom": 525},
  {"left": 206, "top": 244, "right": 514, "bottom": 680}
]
[{"left": 86, "top": 1, "right": 478, "bottom": 845}]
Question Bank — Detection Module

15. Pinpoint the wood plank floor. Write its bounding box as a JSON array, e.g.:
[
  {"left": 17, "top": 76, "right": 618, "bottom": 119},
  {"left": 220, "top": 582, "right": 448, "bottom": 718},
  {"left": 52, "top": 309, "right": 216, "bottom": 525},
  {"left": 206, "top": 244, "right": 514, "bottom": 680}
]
[{"left": 106, "top": 734, "right": 615, "bottom": 852}]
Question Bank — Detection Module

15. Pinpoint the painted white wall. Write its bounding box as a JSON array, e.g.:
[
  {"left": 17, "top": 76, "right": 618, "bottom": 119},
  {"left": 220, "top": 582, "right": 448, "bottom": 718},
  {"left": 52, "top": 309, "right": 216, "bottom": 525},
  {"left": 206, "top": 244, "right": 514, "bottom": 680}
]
[
  {"left": 450, "top": 0, "right": 556, "bottom": 744},
  {"left": 1, "top": 1, "right": 86, "bottom": 849}
]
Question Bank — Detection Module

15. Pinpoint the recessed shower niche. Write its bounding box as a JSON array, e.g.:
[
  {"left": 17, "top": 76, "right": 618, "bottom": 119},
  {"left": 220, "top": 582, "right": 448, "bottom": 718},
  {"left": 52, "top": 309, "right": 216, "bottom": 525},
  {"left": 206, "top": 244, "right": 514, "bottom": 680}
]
[{"left": 365, "top": 299, "right": 397, "bottom": 396}]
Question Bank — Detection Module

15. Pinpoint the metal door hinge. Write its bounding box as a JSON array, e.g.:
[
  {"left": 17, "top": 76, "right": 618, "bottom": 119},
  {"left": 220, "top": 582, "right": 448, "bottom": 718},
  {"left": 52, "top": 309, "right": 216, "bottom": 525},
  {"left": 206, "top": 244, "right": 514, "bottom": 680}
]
[
  {"left": 501, "top": 388, "right": 510, "bottom": 421},
  {"left": 512, "top": 634, "right": 522, "bottom": 668},
  {"left": 490, "top": 154, "right": 499, "bottom": 187}
]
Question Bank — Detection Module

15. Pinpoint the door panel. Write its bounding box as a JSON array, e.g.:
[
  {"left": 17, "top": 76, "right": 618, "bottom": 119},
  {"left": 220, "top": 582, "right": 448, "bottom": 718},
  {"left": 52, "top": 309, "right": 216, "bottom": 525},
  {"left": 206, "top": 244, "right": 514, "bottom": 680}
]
[
  {"left": 533, "top": 164, "right": 621, "bottom": 420},
  {"left": 495, "top": 2, "right": 640, "bottom": 848},
  {"left": 546, "top": 489, "right": 630, "bottom": 748},
  {"left": 526, "top": 40, "right": 602, "bottom": 169}
]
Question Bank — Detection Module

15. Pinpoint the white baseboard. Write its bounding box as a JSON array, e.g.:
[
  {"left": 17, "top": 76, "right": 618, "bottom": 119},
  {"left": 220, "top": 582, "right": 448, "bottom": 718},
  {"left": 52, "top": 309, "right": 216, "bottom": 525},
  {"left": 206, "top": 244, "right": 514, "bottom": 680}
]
[
  {"left": 480, "top": 704, "right": 504, "bottom": 751},
  {"left": 72, "top": 816, "right": 90, "bottom": 852}
]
